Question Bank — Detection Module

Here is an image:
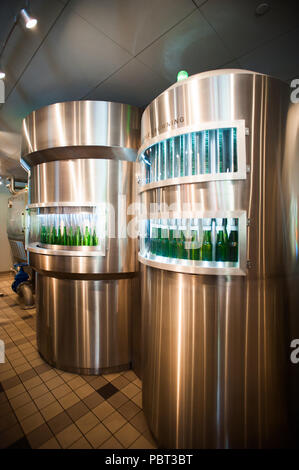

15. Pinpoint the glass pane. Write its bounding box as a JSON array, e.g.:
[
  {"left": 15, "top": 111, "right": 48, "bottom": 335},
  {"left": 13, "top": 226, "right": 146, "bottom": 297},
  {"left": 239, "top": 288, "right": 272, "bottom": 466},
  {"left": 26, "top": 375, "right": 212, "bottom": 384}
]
[
  {"left": 28, "top": 206, "right": 106, "bottom": 251},
  {"left": 139, "top": 127, "right": 238, "bottom": 184},
  {"left": 140, "top": 217, "right": 239, "bottom": 265}
]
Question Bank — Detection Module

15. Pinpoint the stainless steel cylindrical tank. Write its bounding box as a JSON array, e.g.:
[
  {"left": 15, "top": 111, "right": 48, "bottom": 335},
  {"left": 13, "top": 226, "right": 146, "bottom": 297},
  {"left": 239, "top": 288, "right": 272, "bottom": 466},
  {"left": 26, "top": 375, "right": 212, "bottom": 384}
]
[
  {"left": 22, "top": 101, "right": 142, "bottom": 374},
  {"left": 137, "top": 70, "right": 299, "bottom": 448}
]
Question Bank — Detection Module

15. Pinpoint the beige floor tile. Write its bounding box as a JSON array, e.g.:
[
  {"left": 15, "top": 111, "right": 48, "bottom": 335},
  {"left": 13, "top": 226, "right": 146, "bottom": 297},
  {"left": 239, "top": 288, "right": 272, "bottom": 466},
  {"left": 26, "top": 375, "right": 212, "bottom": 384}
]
[
  {"left": 107, "top": 391, "right": 129, "bottom": 409},
  {"left": 122, "top": 370, "right": 138, "bottom": 382},
  {"left": 133, "top": 378, "right": 142, "bottom": 389},
  {"left": 118, "top": 400, "right": 140, "bottom": 420},
  {"left": 34, "top": 391, "right": 56, "bottom": 410},
  {"left": 45, "top": 376, "right": 64, "bottom": 390},
  {"left": 8, "top": 391, "right": 32, "bottom": 410},
  {"left": 131, "top": 391, "right": 142, "bottom": 408},
  {"left": 115, "top": 423, "right": 140, "bottom": 448},
  {"left": 23, "top": 376, "right": 43, "bottom": 391},
  {"left": 100, "top": 436, "right": 123, "bottom": 449},
  {"left": 69, "top": 437, "right": 92, "bottom": 449},
  {"left": 40, "top": 369, "right": 58, "bottom": 382},
  {"left": 85, "top": 423, "right": 111, "bottom": 448},
  {"left": 20, "top": 411, "right": 44, "bottom": 434},
  {"left": 102, "top": 410, "right": 127, "bottom": 433},
  {"left": 122, "top": 383, "right": 140, "bottom": 399},
  {"left": 5, "top": 383, "right": 26, "bottom": 399},
  {"left": 15, "top": 401, "right": 38, "bottom": 421},
  {"left": 129, "top": 434, "right": 156, "bottom": 449},
  {"left": 102, "top": 372, "right": 121, "bottom": 382},
  {"left": 67, "top": 376, "right": 86, "bottom": 390},
  {"left": 52, "top": 383, "right": 72, "bottom": 400},
  {"left": 40, "top": 401, "right": 64, "bottom": 421},
  {"left": 75, "top": 411, "right": 99, "bottom": 434},
  {"left": 39, "top": 437, "right": 61, "bottom": 449},
  {"left": 56, "top": 423, "right": 82, "bottom": 449},
  {"left": 75, "top": 384, "right": 94, "bottom": 399},
  {"left": 130, "top": 411, "right": 149, "bottom": 434},
  {"left": 93, "top": 401, "right": 115, "bottom": 421},
  {"left": 29, "top": 383, "right": 49, "bottom": 400},
  {"left": 58, "top": 391, "right": 80, "bottom": 409}
]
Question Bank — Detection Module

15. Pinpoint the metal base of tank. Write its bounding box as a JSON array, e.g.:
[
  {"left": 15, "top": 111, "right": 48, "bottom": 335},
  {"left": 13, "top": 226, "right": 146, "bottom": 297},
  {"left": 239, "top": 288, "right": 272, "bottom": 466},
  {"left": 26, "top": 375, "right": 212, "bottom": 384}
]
[
  {"left": 36, "top": 273, "right": 138, "bottom": 375},
  {"left": 141, "top": 265, "right": 294, "bottom": 449}
]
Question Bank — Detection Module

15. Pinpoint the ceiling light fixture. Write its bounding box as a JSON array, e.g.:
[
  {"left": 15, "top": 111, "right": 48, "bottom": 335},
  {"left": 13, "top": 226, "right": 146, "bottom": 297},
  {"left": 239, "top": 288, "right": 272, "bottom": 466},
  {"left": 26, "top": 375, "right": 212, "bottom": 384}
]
[
  {"left": 255, "top": 2, "right": 271, "bottom": 16},
  {"left": 19, "top": 8, "right": 37, "bottom": 29}
]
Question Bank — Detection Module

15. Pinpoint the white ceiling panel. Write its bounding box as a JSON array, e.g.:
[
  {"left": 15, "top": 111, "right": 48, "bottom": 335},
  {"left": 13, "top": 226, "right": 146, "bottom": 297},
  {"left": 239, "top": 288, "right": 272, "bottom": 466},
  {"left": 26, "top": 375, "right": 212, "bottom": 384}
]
[
  {"left": 238, "top": 27, "right": 299, "bottom": 81},
  {"left": 85, "top": 58, "right": 172, "bottom": 107},
  {"left": 69, "top": 0, "right": 196, "bottom": 56},
  {"left": 200, "top": 0, "right": 299, "bottom": 58},
  {"left": 1, "top": 0, "right": 66, "bottom": 97},
  {"left": 137, "top": 9, "right": 234, "bottom": 82},
  {"left": 1, "top": 6, "right": 133, "bottom": 119}
]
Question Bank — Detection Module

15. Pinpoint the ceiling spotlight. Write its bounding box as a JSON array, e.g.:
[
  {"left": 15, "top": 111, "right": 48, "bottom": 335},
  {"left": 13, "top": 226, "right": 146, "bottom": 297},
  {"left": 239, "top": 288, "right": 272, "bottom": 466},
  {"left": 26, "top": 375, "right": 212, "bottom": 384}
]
[
  {"left": 19, "top": 8, "right": 37, "bottom": 29},
  {"left": 255, "top": 2, "right": 271, "bottom": 16}
]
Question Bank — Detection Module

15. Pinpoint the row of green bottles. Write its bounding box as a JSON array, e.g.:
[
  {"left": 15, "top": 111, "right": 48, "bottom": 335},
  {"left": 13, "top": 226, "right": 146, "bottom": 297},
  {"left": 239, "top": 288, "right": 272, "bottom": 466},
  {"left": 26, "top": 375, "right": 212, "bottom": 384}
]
[
  {"left": 142, "top": 128, "right": 238, "bottom": 183},
  {"left": 148, "top": 218, "right": 238, "bottom": 263},
  {"left": 40, "top": 225, "right": 99, "bottom": 246}
]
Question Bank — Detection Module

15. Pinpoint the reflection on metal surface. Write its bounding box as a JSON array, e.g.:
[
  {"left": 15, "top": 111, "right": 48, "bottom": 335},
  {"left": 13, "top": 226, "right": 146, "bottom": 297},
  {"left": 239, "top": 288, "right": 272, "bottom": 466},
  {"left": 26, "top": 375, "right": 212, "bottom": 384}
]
[
  {"left": 142, "top": 266, "right": 290, "bottom": 448},
  {"left": 139, "top": 70, "right": 298, "bottom": 447},
  {"left": 22, "top": 101, "right": 142, "bottom": 166},
  {"left": 24, "top": 101, "right": 141, "bottom": 375},
  {"left": 36, "top": 273, "right": 137, "bottom": 373}
]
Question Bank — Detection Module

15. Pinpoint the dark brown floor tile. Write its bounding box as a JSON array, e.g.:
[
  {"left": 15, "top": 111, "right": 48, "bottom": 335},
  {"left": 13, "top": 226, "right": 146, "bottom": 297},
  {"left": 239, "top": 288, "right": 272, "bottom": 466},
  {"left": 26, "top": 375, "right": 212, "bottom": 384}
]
[
  {"left": 66, "top": 401, "right": 89, "bottom": 421},
  {"left": 48, "top": 411, "right": 72, "bottom": 434},
  {"left": 6, "top": 436, "right": 31, "bottom": 449},
  {"left": 19, "top": 368, "right": 37, "bottom": 383},
  {"left": 34, "top": 363, "right": 51, "bottom": 375},
  {"left": 0, "top": 412, "right": 18, "bottom": 433},
  {"left": 83, "top": 391, "right": 104, "bottom": 409},
  {"left": 0, "top": 423, "right": 24, "bottom": 449},
  {"left": 0, "top": 391, "right": 7, "bottom": 403},
  {"left": 0, "top": 383, "right": 4, "bottom": 393},
  {"left": 118, "top": 400, "right": 140, "bottom": 420},
  {"left": 1, "top": 375, "right": 21, "bottom": 390},
  {"left": 97, "top": 383, "right": 118, "bottom": 400},
  {"left": 0, "top": 401, "right": 12, "bottom": 417},
  {"left": 27, "top": 422, "right": 53, "bottom": 449},
  {"left": 111, "top": 375, "right": 130, "bottom": 390}
]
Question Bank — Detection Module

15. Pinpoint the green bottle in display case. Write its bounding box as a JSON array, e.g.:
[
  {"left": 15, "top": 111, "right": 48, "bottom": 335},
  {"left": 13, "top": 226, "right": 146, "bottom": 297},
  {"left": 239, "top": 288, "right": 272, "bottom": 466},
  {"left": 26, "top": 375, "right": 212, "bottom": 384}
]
[
  {"left": 57, "top": 226, "right": 62, "bottom": 245},
  {"left": 63, "top": 226, "right": 67, "bottom": 245},
  {"left": 201, "top": 219, "right": 212, "bottom": 261},
  {"left": 67, "top": 227, "right": 73, "bottom": 246},
  {"left": 216, "top": 218, "right": 228, "bottom": 261},
  {"left": 228, "top": 218, "right": 238, "bottom": 262},
  {"left": 40, "top": 225, "right": 47, "bottom": 243},
  {"left": 92, "top": 229, "right": 98, "bottom": 246},
  {"left": 190, "top": 222, "right": 200, "bottom": 261},
  {"left": 169, "top": 220, "right": 177, "bottom": 258},
  {"left": 50, "top": 226, "right": 57, "bottom": 245},
  {"left": 75, "top": 226, "right": 81, "bottom": 246},
  {"left": 150, "top": 221, "right": 157, "bottom": 255},
  {"left": 161, "top": 220, "right": 169, "bottom": 257},
  {"left": 83, "top": 226, "right": 90, "bottom": 246}
]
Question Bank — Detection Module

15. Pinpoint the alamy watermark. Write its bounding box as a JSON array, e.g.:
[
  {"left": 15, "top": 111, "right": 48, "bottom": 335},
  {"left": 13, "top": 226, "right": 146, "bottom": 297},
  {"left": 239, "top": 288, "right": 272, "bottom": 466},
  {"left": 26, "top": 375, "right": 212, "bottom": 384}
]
[
  {"left": 0, "top": 339, "right": 5, "bottom": 363},
  {"left": 290, "top": 339, "right": 299, "bottom": 364},
  {"left": 290, "top": 79, "right": 299, "bottom": 104}
]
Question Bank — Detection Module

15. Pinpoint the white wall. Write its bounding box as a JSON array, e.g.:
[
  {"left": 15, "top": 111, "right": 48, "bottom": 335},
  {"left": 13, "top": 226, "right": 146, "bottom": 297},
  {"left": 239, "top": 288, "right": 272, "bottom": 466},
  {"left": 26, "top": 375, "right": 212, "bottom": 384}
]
[{"left": 0, "top": 187, "right": 12, "bottom": 272}]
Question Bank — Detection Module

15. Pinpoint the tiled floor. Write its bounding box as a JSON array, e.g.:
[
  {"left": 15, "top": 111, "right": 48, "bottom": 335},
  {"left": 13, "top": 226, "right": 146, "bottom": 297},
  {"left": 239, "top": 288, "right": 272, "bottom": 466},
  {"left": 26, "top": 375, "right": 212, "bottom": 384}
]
[{"left": 0, "top": 273, "right": 156, "bottom": 449}]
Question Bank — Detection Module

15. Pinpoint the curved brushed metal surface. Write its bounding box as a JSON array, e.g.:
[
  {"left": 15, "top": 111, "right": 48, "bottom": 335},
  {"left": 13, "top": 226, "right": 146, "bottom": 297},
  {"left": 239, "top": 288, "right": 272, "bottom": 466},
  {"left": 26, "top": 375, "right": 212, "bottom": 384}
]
[
  {"left": 29, "top": 158, "right": 136, "bottom": 206},
  {"left": 36, "top": 273, "right": 137, "bottom": 374},
  {"left": 139, "top": 70, "right": 298, "bottom": 448},
  {"left": 22, "top": 101, "right": 142, "bottom": 166},
  {"left": 142, "top": 266, "right": 291, "bottom": 448}
]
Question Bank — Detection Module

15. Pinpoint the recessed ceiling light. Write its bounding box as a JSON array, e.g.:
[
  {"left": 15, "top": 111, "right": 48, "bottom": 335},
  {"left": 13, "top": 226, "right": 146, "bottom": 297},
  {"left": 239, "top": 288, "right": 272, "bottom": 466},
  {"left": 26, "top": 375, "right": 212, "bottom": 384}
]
[{"left": 255, "top": 2, "right": 271, "bottom": 16}]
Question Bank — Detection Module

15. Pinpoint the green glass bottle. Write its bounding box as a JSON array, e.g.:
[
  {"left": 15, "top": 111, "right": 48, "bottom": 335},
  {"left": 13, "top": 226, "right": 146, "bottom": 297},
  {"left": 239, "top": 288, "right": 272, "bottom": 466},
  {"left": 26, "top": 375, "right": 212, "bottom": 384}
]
[
  {"left": 83, "top": 226, "right": 90, "bottom": 246},
  {"left": 190, "top": 220, "right": 200, "bottom": 261},
  {"left": 46, "top": 226, "right": 51, "bottom": 244},
  {"left": 216, "top": 218, "right": 228, "bottom": 262},
  {"left": 176, "top": 219, "right": 186, "bottom": 260},
  {"left": 75, "top": 226, "right": 81, "bottom": 246},
  {"left": 50, "top": 226, "right": 57, "bottom": 245},
  {"left": 40, "top": 225, "right": 47, "bottom": 243},
  {"left": 92, "top": 229, "right": 98, "bottom": 246},
  {"left": 89, "top": 228, "right": 93, "bottom": 246},
  {"left": 169, "top": 220, "right": 177, "bottom": 258},
  {"left": 201, "top": 219, "right": 212, "bottom": 261},
  {"left": 228, "top": 218, "right": 238, "bottom": 262},
  {"left": 150, "top": 220, "right": 157, "bottom": 255},
  {"left": 161, "top": 220, "right": 169, "bottom": 258},
  {"left": 67, "top": 227, "right": 73, "bottom": 246},
  {"left": 57, "top": 226, "right": 62, "bottom": 245},
  {"left": 63, "top": 226, "right": 67, "bottom": 245},
  {"left": 156, "top": 220, "right": 162, "bottom": 256}
]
